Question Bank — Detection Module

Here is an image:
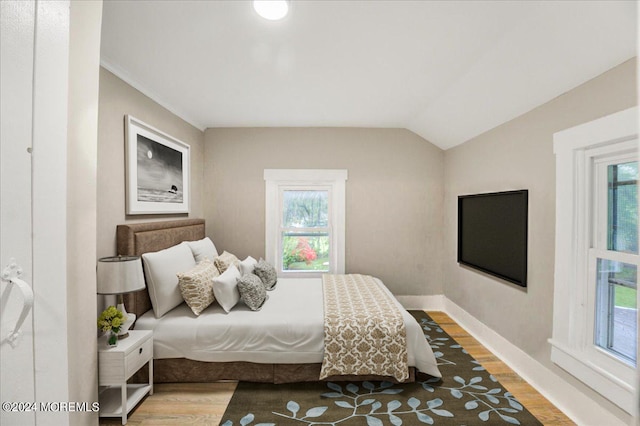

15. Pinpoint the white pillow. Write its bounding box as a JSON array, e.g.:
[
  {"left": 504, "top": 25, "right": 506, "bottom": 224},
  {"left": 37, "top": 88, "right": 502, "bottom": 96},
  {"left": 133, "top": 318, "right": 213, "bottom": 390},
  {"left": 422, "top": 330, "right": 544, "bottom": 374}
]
[
  {"left": 239, "top": 255, "right": 258, "bottom": 276},
  {"left": 186, "top": 237, "right": 219, "bottom": 263},
  {"left": 142, "top": 242, "right": 197, "bottom": 318},
  {"left": 212, "top": 265, "right": 241, "bottom": 313}
]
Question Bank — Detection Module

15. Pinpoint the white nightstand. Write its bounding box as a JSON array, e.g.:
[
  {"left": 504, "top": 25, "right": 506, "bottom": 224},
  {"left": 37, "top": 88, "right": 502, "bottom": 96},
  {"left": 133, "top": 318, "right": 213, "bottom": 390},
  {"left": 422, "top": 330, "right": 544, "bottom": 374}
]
[{"left": 98, "top": 330, "right": 153, "bottom": 425}]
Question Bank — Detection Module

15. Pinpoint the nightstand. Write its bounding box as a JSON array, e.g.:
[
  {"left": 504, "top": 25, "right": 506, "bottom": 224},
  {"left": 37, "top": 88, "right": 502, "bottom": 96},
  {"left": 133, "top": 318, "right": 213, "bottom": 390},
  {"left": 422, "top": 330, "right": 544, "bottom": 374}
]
[{"left": 98, "top": 330, "right": 153, "bottom": 425}]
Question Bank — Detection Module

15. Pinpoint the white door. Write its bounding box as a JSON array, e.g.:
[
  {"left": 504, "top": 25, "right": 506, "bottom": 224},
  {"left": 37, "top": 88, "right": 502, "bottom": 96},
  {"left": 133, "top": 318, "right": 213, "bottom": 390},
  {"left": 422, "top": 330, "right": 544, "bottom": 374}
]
[{"left": 1, "top": 1, "right": 37, "bottom": 425}]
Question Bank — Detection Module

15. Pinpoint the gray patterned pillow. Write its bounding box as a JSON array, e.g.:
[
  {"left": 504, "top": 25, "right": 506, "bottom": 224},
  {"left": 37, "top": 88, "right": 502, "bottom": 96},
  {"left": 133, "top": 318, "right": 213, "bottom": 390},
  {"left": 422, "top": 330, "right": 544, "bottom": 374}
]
[
  {"left": 237, "top": 274, "right": 267, "bottom": 311},
  {"left": 177, "top": 259, "right": 218, "bottom": 315},
  {"left": 253, "top": 259, "right": 277, "bottom": 290}
]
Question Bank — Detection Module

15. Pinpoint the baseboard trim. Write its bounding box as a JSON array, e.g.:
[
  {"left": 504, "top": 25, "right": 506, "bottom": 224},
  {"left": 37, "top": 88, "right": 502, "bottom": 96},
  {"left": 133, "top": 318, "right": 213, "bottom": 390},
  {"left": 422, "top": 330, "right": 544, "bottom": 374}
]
[
  {"left": 397, "top": 295, "right": 626, "bottom": 426},
  {"left": 395, "top": 294, "right": 444, "bottom": 311}
]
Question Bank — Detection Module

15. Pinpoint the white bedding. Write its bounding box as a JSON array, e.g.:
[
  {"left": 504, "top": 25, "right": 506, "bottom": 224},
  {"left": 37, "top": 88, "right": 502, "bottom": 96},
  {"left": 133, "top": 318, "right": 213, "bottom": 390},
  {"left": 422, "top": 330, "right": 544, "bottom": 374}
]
[{"left": 135, "top": 277, "right": 442, "bottom": 378}]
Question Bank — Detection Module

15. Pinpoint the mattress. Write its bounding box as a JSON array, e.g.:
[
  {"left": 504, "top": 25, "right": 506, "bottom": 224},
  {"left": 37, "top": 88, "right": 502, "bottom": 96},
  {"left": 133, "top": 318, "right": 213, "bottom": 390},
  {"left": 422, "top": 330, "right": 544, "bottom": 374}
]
[{"left": 135, "top": 277, "right": 441, "bottom": 378}]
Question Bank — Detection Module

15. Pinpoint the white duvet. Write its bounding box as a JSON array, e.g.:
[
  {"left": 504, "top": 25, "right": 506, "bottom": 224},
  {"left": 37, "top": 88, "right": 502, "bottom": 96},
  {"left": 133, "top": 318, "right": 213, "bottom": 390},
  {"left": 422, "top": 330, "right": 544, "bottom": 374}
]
[{"left": 135, "top": 277, "right": 442, "bottom": 378}]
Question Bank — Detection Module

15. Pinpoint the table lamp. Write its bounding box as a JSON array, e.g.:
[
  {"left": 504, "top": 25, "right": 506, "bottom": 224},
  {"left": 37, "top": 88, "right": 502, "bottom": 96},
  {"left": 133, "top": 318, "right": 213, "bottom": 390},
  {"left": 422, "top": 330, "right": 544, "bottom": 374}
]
[{"left": 97, "top": 256, "right": 145, "bottom": 338}]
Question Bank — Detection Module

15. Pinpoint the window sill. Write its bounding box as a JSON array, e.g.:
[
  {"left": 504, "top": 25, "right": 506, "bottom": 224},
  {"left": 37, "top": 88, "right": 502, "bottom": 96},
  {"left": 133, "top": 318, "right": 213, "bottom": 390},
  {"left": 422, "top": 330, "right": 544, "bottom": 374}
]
[
  {"left": 278, "top": 271, "right": 328, "bottom": 279},
  {"left": 549, "top": 338, "right": 635, "bottom": 413}
]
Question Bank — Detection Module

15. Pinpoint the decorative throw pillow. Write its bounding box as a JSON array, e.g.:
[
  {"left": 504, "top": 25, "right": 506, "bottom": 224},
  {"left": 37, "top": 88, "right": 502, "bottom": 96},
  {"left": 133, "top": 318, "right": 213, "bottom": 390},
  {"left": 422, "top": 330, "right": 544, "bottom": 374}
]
[
  {"left": 186, "top": 237, "right": 219, "bottom": 263},
  {"left": 237, "top": 274, "right": 268, "bottom": 311},
  {"left": 214, "top": 251, "right": 241, "bottom": 274},
  {"left": 253, "top": 258, "right": 277, "bottom": 290},
  {"left": 177, "top": 259, "right": 219, "bottom": 316},
  {"left": 239, "top": 255, "right": 258, "bottom": 276},
  {"left": 142, "top": 242, "right": 197, "bottom": 318},
  {"left": 212, "top": 265, "right": 241, "bottom": 313}
]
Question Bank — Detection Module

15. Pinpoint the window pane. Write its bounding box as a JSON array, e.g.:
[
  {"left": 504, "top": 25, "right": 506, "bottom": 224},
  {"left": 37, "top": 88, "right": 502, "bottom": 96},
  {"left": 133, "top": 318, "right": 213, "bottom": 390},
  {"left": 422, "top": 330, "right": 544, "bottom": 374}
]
[
  {"left": 282, "top": 233, "right": 330, "bottom": 272},
  {"left": 607, "top": 161, "right": 638, "bottom": 254},
  {"left": 595, "top": 258, "right": 637, "bottom": 364},
  {"left": 283, "top": 190, "right": 329, "bottom": 228}
]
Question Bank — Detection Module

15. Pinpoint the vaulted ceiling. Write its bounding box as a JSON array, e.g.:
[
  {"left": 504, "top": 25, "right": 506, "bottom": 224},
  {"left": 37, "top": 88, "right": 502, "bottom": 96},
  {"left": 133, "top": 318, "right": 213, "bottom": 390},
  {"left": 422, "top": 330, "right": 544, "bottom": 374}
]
[{"left": 100, "top": 0, "right": 637, "bottom": 150}]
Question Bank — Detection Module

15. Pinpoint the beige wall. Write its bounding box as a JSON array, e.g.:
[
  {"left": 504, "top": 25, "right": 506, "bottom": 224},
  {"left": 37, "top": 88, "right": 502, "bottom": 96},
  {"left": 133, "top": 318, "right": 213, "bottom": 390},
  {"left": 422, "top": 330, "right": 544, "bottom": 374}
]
[
  {"left": 443, "top": 58, "right": 637, "bottom": 422},
  {"left": 204, "top": 127, "right": 444, "bottom": 295},
  {"left": 97, "top": 68, "right": 205, "bottom": 258},
  {"left": 67, "top": 2, "right": 102, "bottom": 424}
]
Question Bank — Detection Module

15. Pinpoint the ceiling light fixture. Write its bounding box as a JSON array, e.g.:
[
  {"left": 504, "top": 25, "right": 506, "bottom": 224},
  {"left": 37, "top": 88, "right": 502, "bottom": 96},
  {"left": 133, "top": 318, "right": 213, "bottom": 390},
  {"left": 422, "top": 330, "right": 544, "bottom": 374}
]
[{"left": 253, "top": 0, "right": 289, "bottom": 21}]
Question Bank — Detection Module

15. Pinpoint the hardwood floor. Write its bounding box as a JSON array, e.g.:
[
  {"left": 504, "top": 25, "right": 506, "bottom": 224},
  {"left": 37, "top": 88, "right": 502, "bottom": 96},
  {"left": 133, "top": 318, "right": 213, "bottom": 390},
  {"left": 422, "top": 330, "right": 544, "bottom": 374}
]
[
  {"left": 98, "top": 382, "right": 237, "bottom": 426},
  {"left": 99, "top": 311, "right": 574, "bottom": 425}
]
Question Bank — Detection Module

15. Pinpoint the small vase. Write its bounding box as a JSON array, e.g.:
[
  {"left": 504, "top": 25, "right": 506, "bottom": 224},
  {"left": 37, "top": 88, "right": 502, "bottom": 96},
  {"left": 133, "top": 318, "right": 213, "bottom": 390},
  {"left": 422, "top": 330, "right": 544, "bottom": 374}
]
[{"left": 107, "top": 330, "right": 118, "bottom": 347}]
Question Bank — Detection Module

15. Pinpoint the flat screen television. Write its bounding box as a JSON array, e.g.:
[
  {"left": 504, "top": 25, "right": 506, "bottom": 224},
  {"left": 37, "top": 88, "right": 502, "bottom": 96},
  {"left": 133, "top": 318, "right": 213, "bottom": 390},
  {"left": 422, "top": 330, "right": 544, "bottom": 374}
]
[{"left": 457, "top": 190, "right": 528, "bottom": 287}]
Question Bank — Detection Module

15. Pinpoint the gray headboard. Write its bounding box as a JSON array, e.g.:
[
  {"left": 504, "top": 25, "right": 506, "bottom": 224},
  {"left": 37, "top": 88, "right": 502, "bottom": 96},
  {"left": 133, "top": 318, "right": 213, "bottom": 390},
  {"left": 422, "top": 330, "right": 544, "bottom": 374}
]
[{"left": 116, "top": 218, "right": 205, "bottom": 318}]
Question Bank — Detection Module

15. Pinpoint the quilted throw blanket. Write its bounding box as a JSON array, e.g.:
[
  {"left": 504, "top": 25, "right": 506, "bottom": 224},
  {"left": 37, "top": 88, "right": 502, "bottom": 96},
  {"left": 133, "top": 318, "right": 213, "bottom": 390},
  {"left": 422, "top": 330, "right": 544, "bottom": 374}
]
[{"left": 320, "top": 274, "right": 409, "bottom": 382}]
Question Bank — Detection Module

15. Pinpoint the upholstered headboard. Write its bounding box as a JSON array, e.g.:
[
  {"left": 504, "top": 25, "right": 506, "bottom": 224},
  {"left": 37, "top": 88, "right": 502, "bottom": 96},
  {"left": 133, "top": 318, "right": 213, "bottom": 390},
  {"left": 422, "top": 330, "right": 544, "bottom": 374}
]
[{"left": 116, "top": 219, "right": 205, "bottom": 318}]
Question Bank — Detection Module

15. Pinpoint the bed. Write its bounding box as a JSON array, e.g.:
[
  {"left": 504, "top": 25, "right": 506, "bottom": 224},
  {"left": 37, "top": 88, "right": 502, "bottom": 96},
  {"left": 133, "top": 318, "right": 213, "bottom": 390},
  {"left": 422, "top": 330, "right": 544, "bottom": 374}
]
[{"left": 117, "top": 219, "right": 441, "bottom": 384}]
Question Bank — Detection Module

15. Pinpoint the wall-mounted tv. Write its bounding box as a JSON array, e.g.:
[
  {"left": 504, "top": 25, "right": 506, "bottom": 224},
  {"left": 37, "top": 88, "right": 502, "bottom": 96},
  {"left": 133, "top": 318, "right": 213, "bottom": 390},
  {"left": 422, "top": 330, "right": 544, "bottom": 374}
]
[{"left": 457, "top": 190, "right": 528, "bottom": 287}]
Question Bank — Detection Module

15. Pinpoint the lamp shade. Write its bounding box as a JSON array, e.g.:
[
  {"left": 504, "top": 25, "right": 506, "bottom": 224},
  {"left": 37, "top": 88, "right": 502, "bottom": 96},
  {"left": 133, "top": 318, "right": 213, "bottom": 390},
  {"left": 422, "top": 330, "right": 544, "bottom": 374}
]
[{"left": 97, "top": 256, "right": 145, "bottom": 295}]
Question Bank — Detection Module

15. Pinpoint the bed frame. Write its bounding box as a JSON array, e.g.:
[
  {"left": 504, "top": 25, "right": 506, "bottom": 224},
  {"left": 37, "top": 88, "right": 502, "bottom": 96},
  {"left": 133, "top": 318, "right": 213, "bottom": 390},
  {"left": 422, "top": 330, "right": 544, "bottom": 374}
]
[{"left": 117, "top": 219, "right": 416, "bottom": 384}]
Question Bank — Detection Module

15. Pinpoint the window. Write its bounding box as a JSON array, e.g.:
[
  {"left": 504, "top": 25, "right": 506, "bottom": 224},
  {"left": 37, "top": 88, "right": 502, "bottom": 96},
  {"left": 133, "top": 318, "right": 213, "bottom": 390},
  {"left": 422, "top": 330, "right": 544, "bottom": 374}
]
[
  {"left": 551, "top": 107, "right": 638, "bottom": 414},
  {"left": 281, "top": 190, "right": 330, "bottom": 272},
  {"left": 264, "top": 169, "right": 347, "bottom": 278},
  {"left": 592, "top": 158, "right": 637, "bottom": 364}
]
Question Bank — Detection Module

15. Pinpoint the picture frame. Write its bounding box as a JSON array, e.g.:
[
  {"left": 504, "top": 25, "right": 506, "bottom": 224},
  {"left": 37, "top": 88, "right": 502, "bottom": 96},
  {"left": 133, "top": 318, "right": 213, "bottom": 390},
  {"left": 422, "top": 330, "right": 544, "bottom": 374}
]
[{"left": 125, "top": 115, "right": 190, "bottom": 215}]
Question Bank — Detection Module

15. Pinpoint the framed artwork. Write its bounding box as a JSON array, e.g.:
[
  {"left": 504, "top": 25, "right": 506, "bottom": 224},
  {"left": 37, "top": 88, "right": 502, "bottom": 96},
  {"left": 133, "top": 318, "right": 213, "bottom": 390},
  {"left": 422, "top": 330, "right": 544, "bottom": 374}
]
[{"left": 125, "top": 115, "right": 190, "bottom": 214}]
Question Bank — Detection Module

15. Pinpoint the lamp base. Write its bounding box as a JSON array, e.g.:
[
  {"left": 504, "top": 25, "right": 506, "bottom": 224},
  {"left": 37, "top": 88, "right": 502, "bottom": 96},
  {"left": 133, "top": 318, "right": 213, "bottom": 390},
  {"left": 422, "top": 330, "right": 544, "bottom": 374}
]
[{"left": 116, "top": 302, "right": 136, "bottom": 339}]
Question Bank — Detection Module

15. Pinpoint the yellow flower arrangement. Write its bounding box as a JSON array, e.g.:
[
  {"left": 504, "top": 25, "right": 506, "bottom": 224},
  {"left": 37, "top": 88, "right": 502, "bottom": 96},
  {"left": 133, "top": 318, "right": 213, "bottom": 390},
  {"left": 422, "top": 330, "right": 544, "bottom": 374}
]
[{"left": 97, "top": 305, "right": 126, "bottom": 338}]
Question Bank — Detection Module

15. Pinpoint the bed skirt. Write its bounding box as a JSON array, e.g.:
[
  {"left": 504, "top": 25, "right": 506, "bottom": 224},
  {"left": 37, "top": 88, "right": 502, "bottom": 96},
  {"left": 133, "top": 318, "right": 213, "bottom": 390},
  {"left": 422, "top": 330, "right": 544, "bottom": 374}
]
[{"left": 132, "top": 359, "right": 417, "bottom": 384}]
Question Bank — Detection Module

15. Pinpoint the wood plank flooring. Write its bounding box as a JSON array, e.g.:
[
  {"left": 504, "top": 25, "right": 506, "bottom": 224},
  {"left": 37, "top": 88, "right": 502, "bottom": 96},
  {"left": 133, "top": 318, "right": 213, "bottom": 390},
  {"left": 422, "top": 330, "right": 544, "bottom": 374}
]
[
  {"left": 99, "top": 382, "right": 237, "bottom": 426},
  {"left": 99, "top": 311, "right": 573, "bottom": 425}
]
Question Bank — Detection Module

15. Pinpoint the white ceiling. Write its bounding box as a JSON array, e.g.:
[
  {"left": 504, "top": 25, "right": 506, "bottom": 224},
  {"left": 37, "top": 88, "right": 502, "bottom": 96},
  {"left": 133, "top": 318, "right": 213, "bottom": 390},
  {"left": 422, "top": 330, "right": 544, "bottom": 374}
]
[{"left": 100, "top": 0, "right": 637, "bottom": 150}]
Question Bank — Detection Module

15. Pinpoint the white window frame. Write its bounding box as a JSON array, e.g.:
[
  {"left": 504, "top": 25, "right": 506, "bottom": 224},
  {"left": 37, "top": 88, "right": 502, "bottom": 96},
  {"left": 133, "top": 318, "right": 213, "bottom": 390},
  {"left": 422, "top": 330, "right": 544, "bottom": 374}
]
[
  {"left": 551, "top": 106, "right": 638, "bottom": 414},
  {"left": 264, "top": 169, "right": 347, "bottom": 278}
]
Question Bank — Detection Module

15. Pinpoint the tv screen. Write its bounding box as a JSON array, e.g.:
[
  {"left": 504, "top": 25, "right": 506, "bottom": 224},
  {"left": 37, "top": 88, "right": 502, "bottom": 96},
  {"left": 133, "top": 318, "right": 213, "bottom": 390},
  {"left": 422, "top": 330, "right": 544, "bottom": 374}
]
[{"left": 457, "top": 190, "right": 528, "bottom": 287}]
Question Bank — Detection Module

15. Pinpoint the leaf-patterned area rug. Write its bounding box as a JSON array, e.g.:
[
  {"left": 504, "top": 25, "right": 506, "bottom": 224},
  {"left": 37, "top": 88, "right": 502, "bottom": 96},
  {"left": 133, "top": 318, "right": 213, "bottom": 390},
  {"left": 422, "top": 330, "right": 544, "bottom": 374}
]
[{"left": 220, "top": 311, "right": 542, "bottom": 425}]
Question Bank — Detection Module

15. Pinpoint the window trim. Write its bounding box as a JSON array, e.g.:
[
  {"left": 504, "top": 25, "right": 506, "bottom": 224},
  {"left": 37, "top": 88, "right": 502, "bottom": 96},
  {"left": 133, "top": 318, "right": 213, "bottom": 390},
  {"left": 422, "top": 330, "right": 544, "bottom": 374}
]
[
  {"left": 264, "top": 169, "right": 347, "bottom": 278},
  {"left": 551, "top": 106, "right": 638, "bottom": 414}
]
